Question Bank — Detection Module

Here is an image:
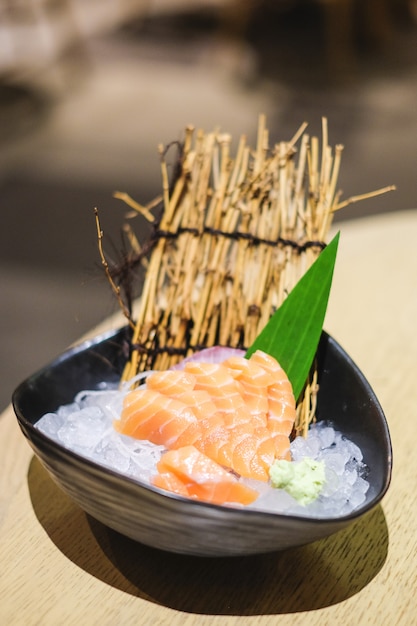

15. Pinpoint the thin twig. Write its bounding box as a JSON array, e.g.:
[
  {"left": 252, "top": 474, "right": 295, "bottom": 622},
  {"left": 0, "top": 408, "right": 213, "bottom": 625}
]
[{"left": 94, "top": 208, "right": 135, "bottom": 329}]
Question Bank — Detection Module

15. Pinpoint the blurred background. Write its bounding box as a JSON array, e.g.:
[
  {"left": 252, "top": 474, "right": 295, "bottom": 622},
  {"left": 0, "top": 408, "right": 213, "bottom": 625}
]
[{"left": 1, "top": 0, "right": 416, "bottom": 409}]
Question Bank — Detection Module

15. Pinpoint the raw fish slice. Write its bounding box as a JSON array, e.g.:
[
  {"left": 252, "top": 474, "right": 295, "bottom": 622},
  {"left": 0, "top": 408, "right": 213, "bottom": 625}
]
[
  {"left": 173, "top": 412, "right": 225, "bottom": 448},
  {"left": 248, "top": 350, "right": 296, "bottom": 437},
  {"left": 221, "top": 409, "right": 265, "bottom": 429},
  {"left": 116, "top": 389, "right": 197, "bottom": 447},
  {"left": 248, "top": 350, "right": 294, "bottom": 399},
  {"left": 171, "top": 389, "right": 224, "bottom": 447},
  {"left": 175, "top": 389, "right": 218, "bottom": 421},
  {"left": 217, "top": 423, "right": 258, "bottom": 472},
  {"left": 186, "top": 477, "right": 258, "bottom": 505},
  {"left": 146, "top": 369, "right": 196, "bottom": 395},
  {"left": 271, "top": 432, "right": 292, "bottom": 461},
  {"left": 153, "top": 445, "right": 259, "bottom": 505},
  {"left": 224, "top": 356, "right": 270, "bottom": 419},
  {"left": 118, "top": 387, "right": 162, "bottom": 418},
  {"left": 152, "top": 470, "right": 189, "bottom": 497},
  {"left": 198, "top": 423, "right": 259, "bottom": 473},
  {"left": 248, "top": 349, "right": 285, "bottom": 375},
  {"left": 267, "top": 399, "right": 296, "bottom": 437},
  {"left": 231, "top": 432, "right": 269, "bottom": 481},
  {"left": 253, "top": 426, "right": 278, "bottom": 466},
  {"left": 227, "top": 424, "right": 277, "bottom": 481},
  {"left": 198, "top": 425, "right": 233, "bottom": 467},
  {"left": 197, "top": 422, "right": 272, "bottom": 481},
  {"left": 183, "top": 362, "right": 249, "bottom": 414}
]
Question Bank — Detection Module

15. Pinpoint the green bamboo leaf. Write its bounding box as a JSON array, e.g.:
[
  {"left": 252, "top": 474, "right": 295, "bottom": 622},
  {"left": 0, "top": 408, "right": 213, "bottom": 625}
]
[{"left": 245, "top": 232, "right": 340, "bottom": 400}]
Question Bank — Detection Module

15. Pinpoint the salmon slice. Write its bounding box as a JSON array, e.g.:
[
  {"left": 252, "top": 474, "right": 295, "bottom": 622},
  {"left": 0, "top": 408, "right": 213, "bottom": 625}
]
[
  {"left": 175, "top": 389, "right": 218, "bottom": 421},
  {"left": 248, "top": 350, "right": 296, "bottom": 438},
  {"left": 153, "top": 445, "right": 259, "bottom": 505},
  {"left": 267, "top": 397, "right": 296, "bottom": 437},
  {"left": 196, "top": 421, "right": 274, "bottom": 481},
  {"left": 183, "top": 361, "right": 251, "bottom": 416},
  {"left": 196, "top": 424, "right": 253, "bottom": 468},
  {"left": 146, "top": 369, "right": 196, "bottom": 395},
  {"left": 225, "top": 424, "right": 277, "bottom": 481},
  {"left": 116, "top": 388, "right": 197, "bottom": 447},
  {"left": 253, "top": 425, "right": 279, "bottom": 468},
  {"left": 224, "top": 355, "right": 270, "bottom": 419},
  {"left": 230, "top": 431, "right": 269, "bottom": 481},
  {"left": 173, "top": 412, "right": 226, "bottom": 448},
  {"left": 271, "top": 433, "right": 292, "bottom": 461},
  {"left": 152, "top": 470, "right": 189, "bottom": 497},
  {"left": 198, "top": 424, "right": 236, "bottom": 469}
]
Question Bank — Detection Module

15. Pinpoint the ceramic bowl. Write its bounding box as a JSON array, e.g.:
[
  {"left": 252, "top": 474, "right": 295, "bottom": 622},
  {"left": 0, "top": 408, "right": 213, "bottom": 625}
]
[{"left": 12, "top": 327, "right": 392, "bottom": 557}]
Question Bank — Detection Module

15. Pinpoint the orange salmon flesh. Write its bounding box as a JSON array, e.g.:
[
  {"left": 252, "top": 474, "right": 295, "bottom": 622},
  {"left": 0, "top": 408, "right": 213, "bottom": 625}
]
[{"left": 115, "top": 350, "right": 296, "bottom": 505}]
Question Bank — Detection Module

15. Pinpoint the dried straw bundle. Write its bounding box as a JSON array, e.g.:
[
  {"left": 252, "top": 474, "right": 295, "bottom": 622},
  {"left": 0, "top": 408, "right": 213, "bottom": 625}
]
[{"left": 97, "top": 115, "right": 393, "bottom": 434}]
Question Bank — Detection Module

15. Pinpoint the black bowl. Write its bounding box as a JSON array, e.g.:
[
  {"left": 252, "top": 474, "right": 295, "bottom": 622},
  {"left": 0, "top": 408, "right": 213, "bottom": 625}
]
[{"left": 12, "top": 327, "right": 392, "bottom": 557}]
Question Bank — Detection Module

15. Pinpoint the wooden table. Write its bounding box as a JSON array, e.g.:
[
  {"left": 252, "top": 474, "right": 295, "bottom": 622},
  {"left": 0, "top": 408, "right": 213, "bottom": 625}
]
[{"left": 1, "top": 210, "right": 416, "bottom": 625}]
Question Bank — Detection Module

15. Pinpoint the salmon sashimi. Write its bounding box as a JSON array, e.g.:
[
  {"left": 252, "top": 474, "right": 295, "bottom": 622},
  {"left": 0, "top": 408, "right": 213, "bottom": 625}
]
[
  {"left": 152, "top": 469, "right": 190, "bottom": 498},
  {"left": 145, "top": 369, "right": 196, "bottom": 395},
  {"left": 175, "top": 389, "right": 218, "bottom": 421},
  {"left": 116, "top": 389, "right": 197, "bottom": 447},
  {"left": 173, "top": 411, "right": 225, "bottom": 449},
  {"left": 115, "top": 347, "right": 297, "bottom": 499},
  {"left": 161, "top": 388, "right": 223, "bottom": 448},
  {"left": 271, "top": 433, "right": 292, "bottom": 461},
  {"left": 197, "top": 422, "right": 272, "bottom": 481},
  {"left": 248, "top": 350, "right": 296, "bottom": 437},
  {"left": 224, "top": 356, "right": 271, "bottom": 418},
  {"left": 183, "top": 362, "right": 252, "bottom": 416},
  {"left": 153, "top": 445, "right": 259, "bottom": 505}
]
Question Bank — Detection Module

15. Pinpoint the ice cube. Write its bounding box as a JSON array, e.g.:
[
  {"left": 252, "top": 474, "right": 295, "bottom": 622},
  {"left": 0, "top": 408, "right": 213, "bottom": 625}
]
[{"left": 57, "top": 406, "right": 106, "bottom": 449}]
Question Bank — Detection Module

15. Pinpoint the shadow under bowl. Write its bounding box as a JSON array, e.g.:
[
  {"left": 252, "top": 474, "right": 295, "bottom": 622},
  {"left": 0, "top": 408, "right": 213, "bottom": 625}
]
[{"left": 12, "top": 327, "right": 392, "bottom": 557}]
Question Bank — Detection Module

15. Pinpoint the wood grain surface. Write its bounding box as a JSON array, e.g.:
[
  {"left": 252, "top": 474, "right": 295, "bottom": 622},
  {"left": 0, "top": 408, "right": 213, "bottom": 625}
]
[{"left": 1, "top": 210, "right": 416, "bottom": 625}]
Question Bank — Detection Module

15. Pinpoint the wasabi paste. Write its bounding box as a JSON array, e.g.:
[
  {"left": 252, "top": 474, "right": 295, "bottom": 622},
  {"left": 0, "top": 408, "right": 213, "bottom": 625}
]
[{"left": 269, "top": 457, "right": 326, "bottom": 505}]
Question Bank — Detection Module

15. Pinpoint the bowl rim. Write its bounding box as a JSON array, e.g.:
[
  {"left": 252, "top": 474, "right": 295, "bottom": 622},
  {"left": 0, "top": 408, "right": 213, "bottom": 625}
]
[{"left": 12, "top": 326, "right": 393, "bottom": 525}]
